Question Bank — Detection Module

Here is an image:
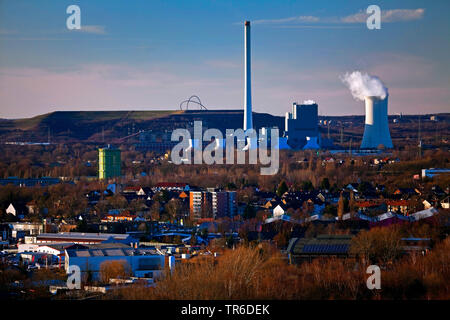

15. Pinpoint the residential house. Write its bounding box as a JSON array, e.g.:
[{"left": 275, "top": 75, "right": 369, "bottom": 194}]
[
  {"left": 101, "top": 211, "right": 137, "bottom": 223},
  {"left": 441, "top": 196, "right": 450, "bottom": 209},
  {"left": 386, "top": 200, "right": 414, "bottom": 215},
  {"left": 423, "top": 199, "right": 433, "bottom": 209},
  {"left": 153, "top": 182, "right": 190, "bottom": 192},
  {"left": 273, "top": 204, "right": 288, "bottom": 217},
  {"left": 356, "top": 200, "right": 386, "bottom": 214},
  {"left": 5, "top": 203, "right": 27, "bottom": 219},
  {"left": 26, "top": 201, "right": 38, "bottom": 215}
]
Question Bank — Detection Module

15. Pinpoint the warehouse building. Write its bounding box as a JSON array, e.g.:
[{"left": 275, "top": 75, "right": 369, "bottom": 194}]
[
  {"left": 65, "top": 247, "right": 165, "bottom": 281},
  {"left": 287, "top": 234, "right": 354, "bottom": 263}
]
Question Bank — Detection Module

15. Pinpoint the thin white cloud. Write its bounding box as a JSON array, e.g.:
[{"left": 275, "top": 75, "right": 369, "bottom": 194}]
[
  {"left": 247, "top": 8, "right": 424, "bottom": 27},
  {"left": 273, "top": 25, "right": 358, "bottom": 29},
  {"left": 76, "top": 25, "right": 107, "bottom": 35},
  {"left": 342, "top": 8, "right": 425, "bottom": 23},
  {"left": 251, "top": 16, "right": 320, "bottom": 25}
]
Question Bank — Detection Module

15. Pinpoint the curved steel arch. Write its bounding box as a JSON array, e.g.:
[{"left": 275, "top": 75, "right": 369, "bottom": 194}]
[{"left": 179, "top": 95, "right": 208, "bottom": 110}]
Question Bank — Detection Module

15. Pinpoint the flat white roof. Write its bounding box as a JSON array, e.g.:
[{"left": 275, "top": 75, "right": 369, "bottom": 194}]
[{"left": 37, "top": 232, "right": 132, "bottom": 240}]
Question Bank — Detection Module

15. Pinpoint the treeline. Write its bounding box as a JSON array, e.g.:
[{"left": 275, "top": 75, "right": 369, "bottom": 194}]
[
  {"left": 0, "top": 142, "right": 448, "bottom": 192},
  {"left": 105, "top": 236, "right": 450, "bottom": 300}
]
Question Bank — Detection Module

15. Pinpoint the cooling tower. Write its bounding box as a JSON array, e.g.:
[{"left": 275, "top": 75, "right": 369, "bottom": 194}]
[
  {"left": 243, "top": 21, "right": 253, "bottom": 131},
  {"left": 360, "top": 95, "right": 393, "bottom": 149}
]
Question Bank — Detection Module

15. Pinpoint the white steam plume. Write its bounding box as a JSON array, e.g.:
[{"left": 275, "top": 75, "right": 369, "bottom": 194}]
[{"left": 340, "top": 71, "right": 388, "bottom": 101}]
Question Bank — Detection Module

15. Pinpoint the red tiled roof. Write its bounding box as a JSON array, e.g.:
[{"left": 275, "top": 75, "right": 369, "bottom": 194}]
[
  {"left": 356, "top": 201, "right": 380, "bottom": 208},
  {"left": 123, "top": 186, "right": 141, "bottom": 192},
  {"left": 386, "top": 200, "right": 410, "bottom": 206}
]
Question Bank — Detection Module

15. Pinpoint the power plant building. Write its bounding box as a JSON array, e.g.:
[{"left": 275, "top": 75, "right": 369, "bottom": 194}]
[
  {"left": 285, "top": 102, "right": 319, "bottom": 149},
  {"left": 98, "top": 145, "right": 121, "bottom": 180}
]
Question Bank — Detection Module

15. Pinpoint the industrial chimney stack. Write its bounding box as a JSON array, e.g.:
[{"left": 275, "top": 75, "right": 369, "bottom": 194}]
[{"left": 243, "top": 21, "right": 253, "bottom": 131}]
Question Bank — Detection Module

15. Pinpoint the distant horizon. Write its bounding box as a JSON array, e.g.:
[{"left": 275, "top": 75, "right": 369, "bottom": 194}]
[{"left": 1, "top": 108, "right": 448, "bottom": 121}]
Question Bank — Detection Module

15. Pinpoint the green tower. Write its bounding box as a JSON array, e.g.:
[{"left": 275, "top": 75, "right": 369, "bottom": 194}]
[{"left": 98, "top": 145, "right": 121, "bottom": 179}]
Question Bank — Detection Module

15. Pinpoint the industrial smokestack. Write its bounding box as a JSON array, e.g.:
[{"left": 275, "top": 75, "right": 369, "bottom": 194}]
[
  {"left": 360, "top": 95, "right": 393, "bottom": 149},
  {"left": 243, "top": 21, "right": 253, "bottom": 131}
]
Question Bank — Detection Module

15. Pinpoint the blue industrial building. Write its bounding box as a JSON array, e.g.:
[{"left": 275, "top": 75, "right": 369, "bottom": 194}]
[{"left": 284, "top": 102, "right": 320, "bottom": 149}]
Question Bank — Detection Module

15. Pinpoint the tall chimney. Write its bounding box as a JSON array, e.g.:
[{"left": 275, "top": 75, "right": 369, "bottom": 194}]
[{"left": 244, "top": 21, "right": 253, "bottom": 131}]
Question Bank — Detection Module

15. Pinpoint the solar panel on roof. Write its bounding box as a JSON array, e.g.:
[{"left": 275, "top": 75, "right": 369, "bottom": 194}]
[
  {"left": 75, "top": 250, "right": 90, "bottom": 257},
  {"left": 91, "top": 250, "right": 104, "bottom": 256}
]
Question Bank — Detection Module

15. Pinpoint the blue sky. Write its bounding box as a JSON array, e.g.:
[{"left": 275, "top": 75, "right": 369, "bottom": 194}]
[{"left": 0, "top": 0, "right": 449, "bottom": 118}]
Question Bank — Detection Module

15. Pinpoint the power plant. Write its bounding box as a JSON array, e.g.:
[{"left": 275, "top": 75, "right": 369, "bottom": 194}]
[
  {"left": 132, "top": 25, "right": 393, "bottom": 154},
  {"left": 360, "top": 95, "right": 393, "bottom": 149}
]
